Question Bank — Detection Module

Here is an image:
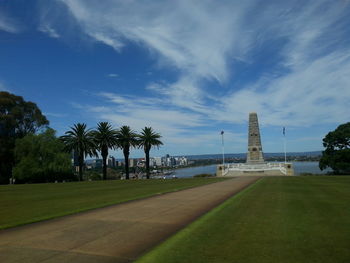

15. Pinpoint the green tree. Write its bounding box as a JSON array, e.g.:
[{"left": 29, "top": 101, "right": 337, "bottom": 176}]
[
  {"left": 60, "top": 123, "right": 97, "bottom": 181},
  {"left": 13, "top": 128, "right": 73, "bottom": 183},
  {"left": 0, "top": 91, "right": 48, "bottom": 184},
  {"left": 138, "top": 127, "right": 163, "bottom": 179},
  {"left": 92, "top": 122, "right": 118, "bottom": 180},
  {"left": 319, "top": 122, "right": 350, "bottom": 174},
  {"left": 116, "top": 126, "right": 138, "bottom": 180}
]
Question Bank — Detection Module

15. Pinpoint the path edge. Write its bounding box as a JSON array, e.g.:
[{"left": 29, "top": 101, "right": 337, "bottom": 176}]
[
  {"left": 134, "top": 177, "right": 262, "bottom": 262},
  {"left": 0, "top": 178, "right": 229, "bottom": 232}
]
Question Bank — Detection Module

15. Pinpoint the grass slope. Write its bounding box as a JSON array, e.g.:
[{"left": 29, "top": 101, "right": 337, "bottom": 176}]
[
  {"left": 0, "top": 178, "right": 225, "bottom": 229},
  {"left": 137, "top": 176, "right": 350, "bottom": 263}
]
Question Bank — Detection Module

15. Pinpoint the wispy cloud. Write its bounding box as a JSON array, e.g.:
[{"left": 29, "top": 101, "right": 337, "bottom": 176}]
[
  {"left": 70, "top": 91, "right": 246, "bottom": 154},
  {"left": 57, "top": 0, "right": 254, "bottom": 110},
  {"left": 44, "top": 112, "right": 67, "bottom": 118},
  {"left": 220, "top": 50, "right": 350, "bottom": 126},
  {"left": 56, "top": 0, "right": 350, "bottom": 128},
  {"left": 38, "top": 24, "right": 60, "bottom": 38},
  {"left": 107, "top": 73, "right": 118, "bottom": 78},
  {"left": 44, "top": 0, "right": 350, "bottom": 153},
  {"left": 0, "top": 11, "right": 20, "bottom": 33}
]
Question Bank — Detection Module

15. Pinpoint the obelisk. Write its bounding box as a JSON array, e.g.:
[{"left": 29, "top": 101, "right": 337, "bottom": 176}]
[{"left": 246, "top": 112, "right": 265, "bottom": 164}]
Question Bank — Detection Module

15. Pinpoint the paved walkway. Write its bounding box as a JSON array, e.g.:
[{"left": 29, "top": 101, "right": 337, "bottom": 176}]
[{"left": 0, "top": 177, "right": 259, "bottom": 263}]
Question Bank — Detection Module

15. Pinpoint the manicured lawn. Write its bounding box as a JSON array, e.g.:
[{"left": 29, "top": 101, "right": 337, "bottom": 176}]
[
  {"left": 137, "top": 176, "right": 350, "bottom": 263},
  {"left": 0, "top": 178, "right": 225, "bottom": 229}
]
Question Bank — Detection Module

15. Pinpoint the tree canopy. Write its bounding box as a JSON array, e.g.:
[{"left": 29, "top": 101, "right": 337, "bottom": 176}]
[
  {"left": 319, "top": 122, "right": 350, "bottom": 174},
  {"left": 138, "top": 127, "right": 163, "bottom": 179},
  {"left": 13, "top": 128, "right": 73, "bottom": 183},
  {"left": 60, "top": 123, "right": 97, "bottom": 181},
  {"left": 91, "top": 122, "right": 118, "bottom": 180},
  {"left": 116, "top": 125, "right": 138, "bottom": 180},
  {"left": 0, "top": 91, "right": 49, "bottom": 183},
  {"left": 0, "top": 91, "right": 49, "bottom": 137}
]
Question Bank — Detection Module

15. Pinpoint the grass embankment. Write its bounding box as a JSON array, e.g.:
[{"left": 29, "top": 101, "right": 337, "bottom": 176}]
[
  {"left": 0, "top": 178, "right": 225, "bottom": 229},
  {"left": 137, "top": 176, "right": 350, "bottom": 263}
]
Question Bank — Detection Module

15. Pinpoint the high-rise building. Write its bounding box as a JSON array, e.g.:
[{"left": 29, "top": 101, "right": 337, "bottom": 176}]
[
  {"left": 129, "top": 158, "right": 135, "bottom": 167},
  {"left": 108, "top": 156, "right": 116, "bottom": 168},
  {"left": 154, "top": 157, "right": 162, "bottom": 166}
]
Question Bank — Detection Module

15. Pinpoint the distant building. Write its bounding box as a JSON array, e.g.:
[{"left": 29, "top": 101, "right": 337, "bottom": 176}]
[
  {"left": 129, "top": 158, "right": 136, "bottom": 167},
  {"left": 85, "top": 159, "right": 102, "bottom": 169},
  {"left": 148, "top": 157, "right": 155, "bottom": 167},
  {"left": 178, "top": 156, "right": 188, "bottom": 166},
  {"left": 108, "top": 156, "right": 116, "bottom": 168},
  {"left": 154, "top": 157, "right": 162, "bottom": 166}
]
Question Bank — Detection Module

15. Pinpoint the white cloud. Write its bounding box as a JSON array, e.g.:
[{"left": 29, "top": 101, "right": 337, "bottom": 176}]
[
  {"left": 218, "top": 45, "right": 350, "bottom": 127},
  {"left": 88, "top": 32, "right": 124, "bottom": 51},
  {"left": 55, "top": 0, "right": 350, "bottom": 153},
  {"left": 57, "top": 0, "right": 254, "bottom": 104},
  {"left": 38, "top": 24, "right": 60, "bottom": 38},
  {"left": 70, "top": 92, "right": 234, "bottom": 154},
  {"left": 44, "top": 112, "right": 67, "bottom": 118},
  {"left": 0, "top": 11, "right": 19, "bottom": 33},
  {"left": 56, "top": 0, "right": 350, "bottom": 128},
  {"left": 107, "top": 73, "right": 118, "bottom": 78}
]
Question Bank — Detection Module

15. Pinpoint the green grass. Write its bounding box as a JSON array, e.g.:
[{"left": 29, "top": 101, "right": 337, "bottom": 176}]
[
  {"left": 0, "top": 178, "right": 225, "bottom": 229},
  {"left": 137, "top": 176, "right": 350, "bottom": 263}
]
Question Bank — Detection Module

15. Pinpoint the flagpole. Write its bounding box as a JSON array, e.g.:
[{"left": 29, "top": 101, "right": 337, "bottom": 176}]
[
  {"left": 283, "top": 127, "right": 287, "bottom": 164},
  {"left": 221, "top": 131, "right": 225, "bottom": 167}
]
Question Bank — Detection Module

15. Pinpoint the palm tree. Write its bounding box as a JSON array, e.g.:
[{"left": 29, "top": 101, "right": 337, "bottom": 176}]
[
  {"left": 116, "top": 126, "right": 138, "bottom": 180},
  {"left": 60, "top": 123, "right": 97, "bottom": 181},
  {"left": 138, "top": 127, "right": 163, "bottom": 179},
  {"left": 91, "top": 122, "right": 118, "bottom": 180}
]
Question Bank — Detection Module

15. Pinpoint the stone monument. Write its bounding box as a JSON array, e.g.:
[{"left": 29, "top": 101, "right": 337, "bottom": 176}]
[
  {"left": 246, "top": 112, "right": 265, "bottom": 164},
  {"left": 216, "top": 112, "right": 294, "bottom": 176}
]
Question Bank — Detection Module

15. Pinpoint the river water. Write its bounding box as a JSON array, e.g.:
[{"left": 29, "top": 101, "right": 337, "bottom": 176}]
[{"left": 172, "top": 162, "right": 331, "bottom": 178}]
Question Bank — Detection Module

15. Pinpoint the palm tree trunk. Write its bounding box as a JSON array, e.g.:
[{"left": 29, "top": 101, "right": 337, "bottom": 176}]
[
  {"left": 145, "top": 149, "right": 150, "bottom": 179},
  {"left": 102, "top": 156, "right": 107, "bottom": 180},
  {"left": 124, "top": 148, "right": 130, "bottom": 180},
  {"left": 102, "top": 147, "right": 108, "bottom": 180},
  {"left": 78, "top": 154, "right": 84, "bottom": 181}
]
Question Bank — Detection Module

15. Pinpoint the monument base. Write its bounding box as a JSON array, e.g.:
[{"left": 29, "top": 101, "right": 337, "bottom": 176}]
[{"left": 216, "top": 162, "right": 294, "bottom": 177}]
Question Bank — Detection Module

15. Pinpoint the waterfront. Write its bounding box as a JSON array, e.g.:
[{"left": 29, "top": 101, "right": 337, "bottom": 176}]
[{"left": 172, "top": 162, "right": 332, "bottom": 178}]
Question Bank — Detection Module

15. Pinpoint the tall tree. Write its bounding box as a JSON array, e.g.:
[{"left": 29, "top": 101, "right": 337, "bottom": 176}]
[
  {"left": 138, "top": 127, "right": 163, "bottom": 179},
  {"left": 60, "top": 123, "right": 97, "bottom": 181},
  {"left": 13, "top": 128, "right": 73, "bottom": 183},
  {"left": 116, "top": 126, "right": 138, "bottom": 180},
  {"left": 91, "top": 122, "right": 118, "bottom": 180},
  {"left": 319, "top": 122, "right": 350, "bottom": 174},
  {"left": 0, "top": 91, "right": 48, "bottom": 184}
]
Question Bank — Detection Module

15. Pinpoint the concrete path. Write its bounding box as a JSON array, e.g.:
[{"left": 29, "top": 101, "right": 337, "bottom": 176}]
[{"left": 0, "top": 177, "right": 259, "bottom": 263}]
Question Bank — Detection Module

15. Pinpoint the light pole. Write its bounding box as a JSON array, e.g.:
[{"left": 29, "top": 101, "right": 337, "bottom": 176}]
[
  {"left": 283, "top": 127, "right": 287, "bottom": 164},
  {"left": 221, "top": 130, "right": 225, "bottom": 167}
]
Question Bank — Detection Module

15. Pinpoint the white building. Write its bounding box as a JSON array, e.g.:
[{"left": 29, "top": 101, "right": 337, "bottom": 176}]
[
  {"left": 129, "top": 158, "right": 135, "bottom": 167},
  {"left": 154, "top": 157, "right": 162, "bottom": 166}
]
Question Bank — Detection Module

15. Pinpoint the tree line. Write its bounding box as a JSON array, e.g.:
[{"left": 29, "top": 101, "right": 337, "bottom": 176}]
[
  {"left": 0, "top": 91, "right": 162, "bottom": 184},
  {"left": 61, "top": 122, "right": 163, "bottom": 181},
  {"left": 319, "top": 122, "right": 350, "bottom": 174},
  {"left": 0, "top": 91, "right": 49, "bottom": 183}
]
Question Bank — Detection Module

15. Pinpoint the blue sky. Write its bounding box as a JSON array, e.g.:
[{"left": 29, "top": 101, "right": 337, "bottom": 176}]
[{"left": 1, "top": 0, "right": 350, "bottom": 158}]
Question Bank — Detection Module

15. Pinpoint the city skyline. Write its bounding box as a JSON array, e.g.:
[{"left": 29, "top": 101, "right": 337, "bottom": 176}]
[{"left": 1, "top": 0, "right": 350, "bottom": 157}]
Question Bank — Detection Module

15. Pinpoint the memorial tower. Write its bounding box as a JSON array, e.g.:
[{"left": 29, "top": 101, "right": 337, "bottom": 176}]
[{"left": 246, "top": 112, "right": 265, "bottom": 164}]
